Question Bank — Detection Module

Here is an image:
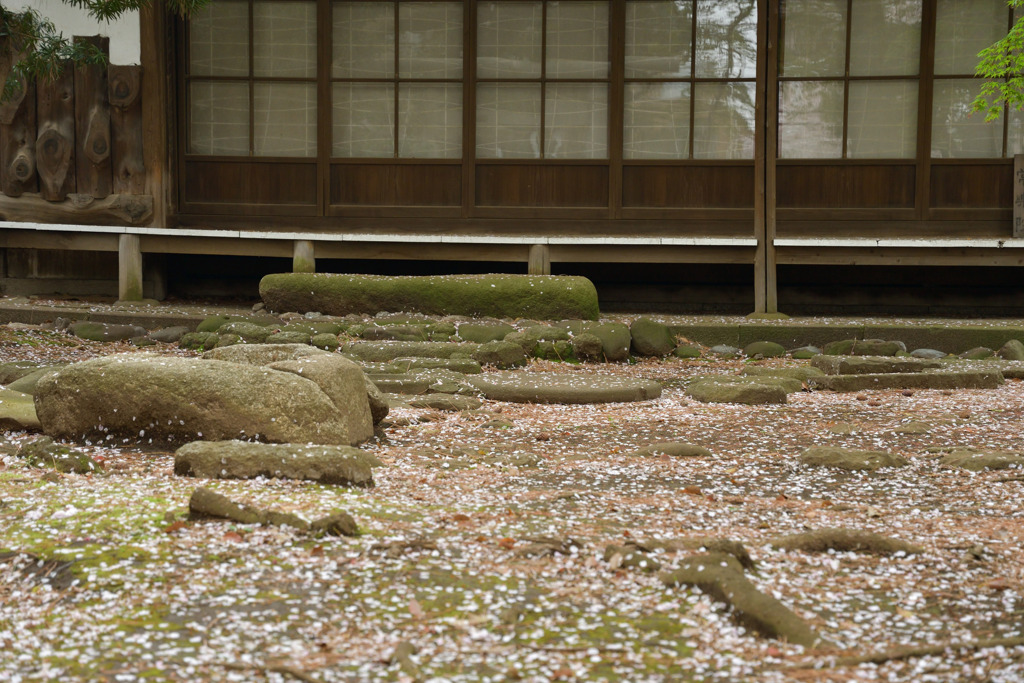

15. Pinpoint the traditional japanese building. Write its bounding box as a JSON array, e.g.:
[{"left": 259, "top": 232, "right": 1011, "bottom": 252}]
[{"left": 2, "top": 0, "right": 1023, "bottom": 312}]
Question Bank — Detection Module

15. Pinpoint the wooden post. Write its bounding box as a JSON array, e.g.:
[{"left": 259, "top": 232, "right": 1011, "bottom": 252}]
[
  {"left": 118, "top": 233, "right": 143, "bottom": 301},
  {"left": 528, "top": 244, "right": 550, "bottom": 275},
  {"left": 140, "top": 4, "right": 170, "bottom": 227},
  {"left": 1015, "top": 154, "right": 1024, "bottom": 238},
  {"left": 0, "top": 76, "right": 37, "bottom": 197},
  {"left": 752, "top": 0, "right": 779, "bottom": 314},
  {"left": 293, "top": 240, "right": 316, "bottom": 273},
  {"left": 109, "top": 65, "right": 145, "bottom": 194},
  {"left": 36, "top": 62, "right": 76, "bottom": 201}
]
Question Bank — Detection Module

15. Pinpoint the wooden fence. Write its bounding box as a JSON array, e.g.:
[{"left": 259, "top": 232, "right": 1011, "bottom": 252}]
[{"left": 0, "top": 37, "right": 151, "bottom": 225}]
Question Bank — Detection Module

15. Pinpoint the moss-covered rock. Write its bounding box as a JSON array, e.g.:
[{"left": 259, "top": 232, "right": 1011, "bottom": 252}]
[
  {"left": 260, "top": 273, "right": 600, "bottom": 320},
  {"left": 68, "top": 321, "right": 148, "bottom": 342},
  {"left": 5, "top": 366, "right": 64, "bottom": 395},
  {"left": 584, "top": 322, "right": 631, "bottom": 362},
  {"left": 178, "top": 331, "right": 220, "bottom": 351},
  {"left": 934, "top": 448, "right": 1024, "bottom": 472},
  {"left": 959, "top": 346, "right": 995, "bottom": 360},
  {"left": 630, "top": 317, "right": 675, "bottom": 357},
  {"left": 741, "top": 366, "right": 824, "bottom": 382},
  {"left": 743, "top": 341, "right": 786, "bottom": 358},
  {"left": 267, "top": 330, "right": 312, "bottom": 345},
  {"left": 473, "top": 340, "right": 529, "bottom": 368},
  {"left": 457, "top": 322, "right": 516, "bottom": 343},
  {"left": 218, "top": 321, "right": 273, "bottom": 343},
  {"left": 0, "top": 361, "right": 45, "bottom": 385},
  {"left": 196, "top": 315, "right": 279, "bottom": 333},
  {"left": 824, "top": 339, "right": 903, "bottom": 356},
  {"left": 311, "top": 333, "right": 340, "bottom": 350},
  {"left": 672, "top": 344, "right": 702, "bottom": 359},
  {"left": 997, "top": 339, "right": 1024, "bottom": 361},
  {"left": 628, "top": 442, "right": 713, "bottom": 458},
  {"left": 571, "top": 332, "right": 604, "bottom": 362},
  {"left": 468, "top": 372, "right": 661, "bottom": 404}
]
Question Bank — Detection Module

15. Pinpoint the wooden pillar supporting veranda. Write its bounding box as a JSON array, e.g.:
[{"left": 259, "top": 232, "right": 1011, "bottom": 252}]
[
  {"left": 528, "top": 244, "right": 551, "bottom": 275},
  {"left": 118, "top": 233, "right": 143, "bottom": 301},
  {"left": 752, "top": 0, "right": 779, "bottom": 314},
  {"left": 293, "top": 239, "right": 316, "bottom": 273}
]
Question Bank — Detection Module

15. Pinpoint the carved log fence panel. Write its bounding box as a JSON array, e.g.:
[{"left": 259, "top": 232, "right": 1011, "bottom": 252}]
[{"left": 0, "top": 36, "right": 150, "bottom": 225}]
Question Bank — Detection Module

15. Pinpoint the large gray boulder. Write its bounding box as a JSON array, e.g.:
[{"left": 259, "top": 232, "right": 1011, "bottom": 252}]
[
  {"left": 34, "top": 354, "right": 364, "bottom": 446},
  {"left": 267, "top": 356, "right": 374, "bottom": 445},
  {"left": 174, "top": 440, "right": 378, "bottom": 486}
]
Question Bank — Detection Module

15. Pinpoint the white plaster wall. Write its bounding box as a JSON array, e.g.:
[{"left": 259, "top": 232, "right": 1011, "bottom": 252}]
[{"left": 10, "top": 0, "right": 140, "bottom": 65}]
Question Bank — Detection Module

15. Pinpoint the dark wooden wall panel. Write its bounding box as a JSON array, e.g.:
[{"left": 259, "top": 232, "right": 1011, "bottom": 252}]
[
  {"left": 476, "top": 165, "right": 608, "bottom": 207},
  {"left": 330, "top": 164, "right": 460, "bottom": 206},
  {"left": 622, "top": 165, "right": 754, "bottom": 208},
  {"left": 777, "top": 165, "right": 915, "bottom": 209},
  {"left": 0, "top": 78, "right": 37, "bottom": 197},
  {"left": 930, "top": 164, "right": 1012, "bottom": 209},
  {"left": 183, "top": 161, "right": 317, "bottom": 205},
  {"left": 109, "top": 65, "right": 145, "bottom": 194},
  {"left": 74, "top": 36, "right": 112, "bottom": 199},
  {"left": 35, "top": 62, "right": 76, "bottom": 202}
]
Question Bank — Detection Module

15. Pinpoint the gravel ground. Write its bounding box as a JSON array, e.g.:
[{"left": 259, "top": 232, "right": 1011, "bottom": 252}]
[{"left": 1, "top": 323, "right": 1023, "bottom": 682}]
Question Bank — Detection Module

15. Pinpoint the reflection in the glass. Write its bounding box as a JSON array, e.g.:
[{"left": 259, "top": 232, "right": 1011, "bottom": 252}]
[
  {"left": 778, "top": 80, "right": 843, "bottom": 158},
  {"left": 625, "top": 1, "right": 693, "bottom": 79},
  {"left": 332, "top": 83, "right": 395, "bottom": 157},
  {"left": 931, "top": 79, "right": 1002, "bottom": 158},
  {"left": 847, "top": 80, "right": 917, "bottom": 158},
  {"left": 693, "top": 82, "right": 755, "bottom": 159},
  {"left": 624, "top": 82, "right": 690, "bottom": 159},
  {"left": 695, "top": 0, "right": 757, "bottom": 79}
]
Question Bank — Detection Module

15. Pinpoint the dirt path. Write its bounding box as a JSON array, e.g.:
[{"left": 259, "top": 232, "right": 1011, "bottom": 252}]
[{"left": 1, "top": 329, "right": 1023, "bottom": 681}]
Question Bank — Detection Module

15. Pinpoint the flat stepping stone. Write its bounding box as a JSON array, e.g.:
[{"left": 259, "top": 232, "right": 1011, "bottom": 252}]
[
  {"left": 807, "top": 370, "right": 1003, "bottom": 392},
  {"left": 367, "top": 373, "right": 431, "bottom": 395},
  {"left": 467, "top": 372, "right": 661, "bottom": 404},
  {"left": 390, "top": 357, "right": 483, "bottom": 374},
  {"left": 629, "top": 442, "right": 713, "bottom": 458},
  {"left": 405, "top": 394, "right": 483, "bottom": 412},
  {"left": 934, "top": 448, "right": 1024, "bottom": 472},
  {"left": 811, "top": 356, "right": 940, "bottom": 375},
  {"left": 798, "top": 446, "right": 909, "bottom": 471},
  {"left": 741, "top": 366, "right": 825, "bottom": 382},
  {"left": 686, "top": 379, "right": 787, "bottom": 405},
  {"left": 342, "top": 341, "right": 479, "bottom": 362},
  {"left": 174, "top": 440, "right": 378, "bottom": 486}
]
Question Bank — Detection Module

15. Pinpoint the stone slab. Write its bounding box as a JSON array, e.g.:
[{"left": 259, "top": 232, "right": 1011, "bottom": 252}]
[
  {"left": 807, "top": 370, "right": 1003, "bottom": 392},
  {"left": 467, "top": 372, "right": 662, "bottom": 404}
]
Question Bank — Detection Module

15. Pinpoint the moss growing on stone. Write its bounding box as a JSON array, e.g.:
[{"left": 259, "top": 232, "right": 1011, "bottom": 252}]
[{"left": 260, "top": 273, "right": 600, "bottom": 320}]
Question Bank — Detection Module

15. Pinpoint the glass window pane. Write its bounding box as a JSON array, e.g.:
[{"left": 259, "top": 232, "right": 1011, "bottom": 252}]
[
  {"left": 333, "top": 2, "right": 395, "bottom": 78},
  {"left": 399, "top": 3, "right": 463, "bottom": 79},
  {"left": 849, "top": 0, "right": 921, "bottom": 76},
  {"left": 778, "top": 80, "right": 843, "bottom": 158},
  {"left": 190, "top": 81, "right": 249, "bottom": 155},
  {"left": 254, "top": 1, "right": 317, "bottom": 78},
  {"left": 254, "top": 83, "right": 317, "bottom": 157},
  {"left": 626, "top": 1, "right": 692, "bottom": 78},
  {"left": 780, "top": 0, "right": 846, "bottom": 77},
  {"left": 695, "top": 0, "right": 757, "bottom": 79},
  {"left": 931, "top": 79, "right": 1002, "bottom": 157},
  {"left": 624, "top": 82, "right": 690, "bottom": 159},
  {"left": 847, "top": 80, "right": 918, "bottom": 158},
  {"left": 190, "top": 1, "right": 249, "bottom": 77},
  {"left": 546, "top": 1, "right": 609, "bottom": 79},
  {"left": 545, "top": 83, "right": 607, "bottom": 159},
  {"left": 399, "top": 84, "right": 462, "bottom": 158},
  {"left": 333, "top": 83, "right": 395, "bottom": 156},
  {"left": 476, "top": 84, "right": 541, "bottom": 158},
  {"left": 935, "top": 0, "right": 1008, "bottom": 75},
  {"left": 478, "top": 2, "right": 542, "bottom": 78},
  {"left": 692, "top": 82, "right": 755, "bottom": 158}
]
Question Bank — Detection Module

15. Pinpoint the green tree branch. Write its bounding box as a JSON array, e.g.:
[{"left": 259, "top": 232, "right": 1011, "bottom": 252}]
[{"left": 972, "top": 0, "right": 1024, "bottom": 121}]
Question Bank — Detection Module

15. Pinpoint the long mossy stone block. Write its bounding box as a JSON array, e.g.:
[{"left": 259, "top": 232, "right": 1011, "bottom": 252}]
[
  {"left": 686, "top": 379, "right": 788, "bottom": 405},
  {"left": 810, "top": 356, "right": 941, "bottom": 376},
  {"left": 468, "top": 372, "right": 661, "bottom": 404},
  {"left": 807, "top": 370, "right": 1003, "bottom": 392},
  {"left": 259, "top": 273, "right": 600, "bottom": 320},
  {"left": 865, "top": 324, "right": 1024, "bottom": 355},
  {"left": 341, "top": 341, "right": 480, "bottom": 362},
  {"left": 666, "top": 324, "right": 740, "bottom": 348},
  {"left": 736, "top": 324, "right": 862, "bottom": 350}
]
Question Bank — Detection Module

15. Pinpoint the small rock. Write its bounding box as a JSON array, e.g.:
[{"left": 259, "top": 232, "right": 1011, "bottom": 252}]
[
  {"left": 310, "top": 512, "right": 359, "bottom": 537},
  {"left": 959, "top": 346, "right": 995, "bottom": 360},
  {"left": 630, "top": 442, "right": 713, "bottom": 458},
  {"left": 798, "top": 446, "right": 909, "bottom": 471},
  {"left": 910, "top": 348, "right": 947, "bottom": 359},
  {"left": 742, "top": 341, "right": 785, "bottom": 358},
  {"left": 997, "top": 339, "right": 1024, "bottom": 361},
  {"left": 629, "top": 317, "right": 675, "bottom": 357},
  {"left": 709, "top": 344, "right": 742, "bottom": 358},
  {"left": 789, "top": 345, "right": 821, "bottom": 359}
]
